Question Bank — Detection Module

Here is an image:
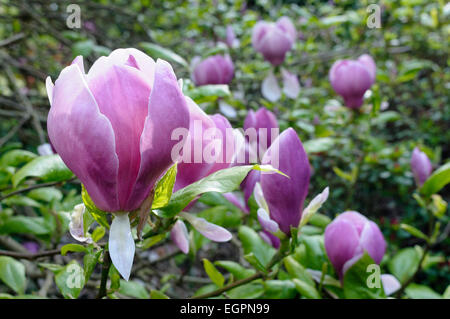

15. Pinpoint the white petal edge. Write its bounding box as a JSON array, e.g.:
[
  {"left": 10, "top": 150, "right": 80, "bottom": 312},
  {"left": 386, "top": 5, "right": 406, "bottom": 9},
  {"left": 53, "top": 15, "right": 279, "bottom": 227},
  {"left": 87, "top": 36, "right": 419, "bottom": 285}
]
[
  {"left": 381, "top": 274, "right": 401, "bottom": 296},
  {"left": 253, "top": 182, "right": 269, "bottom": 212},
  {"left": 179, "top": 212, "right": 232, "bottom": 242},
  {"left": 109, "top": 213, "right": 135, "bottom": 281},
  {"left": 261, "top": 71, "right": 281, "bottom": 102},
  {"left": 45, "top": 76, "right": 54, "bottom": 107},
  {"left": 299, "top": 187, "right": 329, "bottom": 227},
  {"left": 281, "top": 68, "right": 300, "bottom": 99},
  {"left": 257, "top": 208, "right": 279, "bottom": 233},
  {"left": 69, "top": 204, "right": 92, "bottom": 243},
  {"left": 170, "top": 220, "right": 190, "bottom": 254}
]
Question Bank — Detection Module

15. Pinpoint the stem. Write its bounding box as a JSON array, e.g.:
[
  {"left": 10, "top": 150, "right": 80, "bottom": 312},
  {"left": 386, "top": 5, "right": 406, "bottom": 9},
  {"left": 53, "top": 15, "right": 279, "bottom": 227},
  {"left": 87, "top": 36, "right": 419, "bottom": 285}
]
[
  {"left": 96, "top": 250, "right": 111, "bottom": 299},
  {"left": 191, "top": 246, "right": 287, "bottom": 299},
  {"left": 0, "top": 177, "right": 77, "bottom": 202},
  {"left": 395, "top": 203, "right": 436, "bottom": 298}
]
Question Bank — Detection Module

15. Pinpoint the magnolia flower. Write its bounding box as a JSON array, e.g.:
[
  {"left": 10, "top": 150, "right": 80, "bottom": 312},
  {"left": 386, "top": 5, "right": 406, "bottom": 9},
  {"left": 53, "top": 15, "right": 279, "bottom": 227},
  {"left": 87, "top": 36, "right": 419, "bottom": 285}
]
[
  {"left": 329, "top": 54, "right": 376, "bottom": 109},
  {"left": 46, "top": 48, "right": 190, "bottom": 280}
]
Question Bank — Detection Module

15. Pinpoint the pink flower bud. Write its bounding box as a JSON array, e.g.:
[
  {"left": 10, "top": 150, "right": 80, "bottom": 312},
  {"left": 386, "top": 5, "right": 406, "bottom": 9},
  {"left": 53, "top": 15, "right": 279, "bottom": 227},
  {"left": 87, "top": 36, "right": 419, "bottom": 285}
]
[
  {"left": 411, "top": 147, "right": 432, "bottom": 187},
  {"left": 192, "top": 54, "right": 234, "bottom": 86},
  {"left": 324, "top": 211, "right": 386, "bottom": 279},
  {"left": 46, "top": 48, "right": 190, "bottom": 212},
  {"left": 252, "top": 16, "right": 296, "bottom": 66},
  {"left": 329, "top": 54, "right": 376, "bottom": 109}
]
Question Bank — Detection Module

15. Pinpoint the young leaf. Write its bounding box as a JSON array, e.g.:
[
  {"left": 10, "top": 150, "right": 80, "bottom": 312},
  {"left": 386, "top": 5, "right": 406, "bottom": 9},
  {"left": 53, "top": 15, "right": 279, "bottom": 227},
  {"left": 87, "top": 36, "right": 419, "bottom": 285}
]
[
  {"left": 292, "top": 278, "right": 321, "bottom": 299},
  {"left": 420, "top": 162, "right": 450, "bottom": 196},
  {"left": 156, "top": 165, "right": 257, "bottom": 218},
  {"left": 12, "top": 155, "right": 73, "bottom": 187},
  {"left": 0, "top": 257, "right": 26, "bottom": 294},
  {"left": 54, "top": 260, "right": 85, "bottom": 299},
  {"left": 119, "top": 280, "right": 150, "bottom": 299},
  {"left": 343, "top": 253, "right": 385, "bottom": 299},
  {"left": 238, "top": 226, "right": 275, "bottom": 268},
  {"left": 203, "top": 258, "right": 225, "bottom": 287},
  {"left": 61, "top": 244, "right": 87, "bottom": 256},
  {"left": 152, "top": 163, "right": 177, "bottom": 209}
]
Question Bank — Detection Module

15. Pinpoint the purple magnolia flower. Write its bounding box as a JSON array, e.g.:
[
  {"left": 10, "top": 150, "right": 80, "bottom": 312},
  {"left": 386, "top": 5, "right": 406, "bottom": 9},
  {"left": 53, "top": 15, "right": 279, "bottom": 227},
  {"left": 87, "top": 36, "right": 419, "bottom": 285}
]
[
  {"left": 174, "top": 97, "right": 235, "bottom": 192},
  {"left": 252, "top": 16, "right": 297, "bottom": 66},
  {"left": 225, "top": 25, "right": 239, "bottom": 48},
  {"left": 324, "top": 211, "right": 386, "bottom": 279},
  {"left": 259, "top": 128, "right": 311, "bottom": 235},
  {"left": 411, "top": 147, "right": 433, "bottom": 187},
  {"left": 46, "top": 48, "right": 190, "bottom": 213},
  {"left": 192, "top": 54, "right": 234, "bottom": 86},
  {"left": 240, "top": 108, "right": 279, "bottom": 206},
  {"left": 329, "top": 54, "right": 376, "bottom": 109}
]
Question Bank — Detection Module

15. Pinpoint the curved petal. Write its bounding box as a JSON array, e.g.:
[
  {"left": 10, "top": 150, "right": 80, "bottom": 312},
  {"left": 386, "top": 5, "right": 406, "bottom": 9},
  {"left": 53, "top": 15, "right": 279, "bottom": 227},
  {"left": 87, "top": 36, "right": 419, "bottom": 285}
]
[
  {"left": 87, "top": 63, "right": 152, "bottom": 209},
  {"left": 47, "top": 64, "right": 119, "bottom": 211},
  {"left": 45, "top": 76, "right": 54, "bottom": 106},
  {"left": 359, "top": 221, "right": 386, "bottom": 264},
  {"left": 180, "top": 212, "right": 232, "bottom": 242},
  {"left": 125, "top": 59, "right": 190, "bottom": 211},
  {"left": 174, "top": 97, "right": 217, "bottom": 191},
  {"left": 324, "top": 219, "right": 360, "bottom": 279},
  {"left": 381, "top": 274, "right": 401, "bottom": 296},
  {"left": 109, "top": 213, "right": 135, "bottom": 281},
  {"left": 261, "top": 71, "right": 281, "bottom": 102},
  {"left": 260, "top": 128, "right": 311, "bottom": 234},
  {"left": 257, "top": 208, "right": 279, "bottom": 233},
  {"left": 71, "top": 55, "right": 85, "bottom": 74},
  {"left": 281, "top": 68, "right": 300, "bottom": 99},
  {"left": 171, "top": 220, "right": 190, "bottom": 254}
]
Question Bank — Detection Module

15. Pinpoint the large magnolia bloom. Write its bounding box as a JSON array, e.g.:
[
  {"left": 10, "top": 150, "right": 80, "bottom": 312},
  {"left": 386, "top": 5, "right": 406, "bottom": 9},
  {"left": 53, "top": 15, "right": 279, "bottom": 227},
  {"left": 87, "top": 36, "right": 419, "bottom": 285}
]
[{"left": 46, "top": 48, "right": 190, "bottom": 280}]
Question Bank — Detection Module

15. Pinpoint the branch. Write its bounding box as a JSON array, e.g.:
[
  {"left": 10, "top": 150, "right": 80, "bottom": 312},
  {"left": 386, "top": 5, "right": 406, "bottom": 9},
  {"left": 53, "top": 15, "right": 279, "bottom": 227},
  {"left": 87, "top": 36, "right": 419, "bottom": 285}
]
[
  {"left": 96, "top": 250, "right": 111, "bottom": 299},
  {"left": 0, "top": 177, "right": 77, "bottom": 202},
  {"left": 0, "top": 248, "right": 61, "bottom": 260},
  {"left": 191, "top": 249, "right": 286, "bottom": 299}
]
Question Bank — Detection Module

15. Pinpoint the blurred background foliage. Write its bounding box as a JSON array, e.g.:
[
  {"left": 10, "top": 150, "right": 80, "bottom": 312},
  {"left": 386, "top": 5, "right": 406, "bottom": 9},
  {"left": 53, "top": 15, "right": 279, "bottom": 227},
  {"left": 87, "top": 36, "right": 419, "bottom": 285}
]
[{"left": 0, "top": 0, "right": 448, "bottom": 298}]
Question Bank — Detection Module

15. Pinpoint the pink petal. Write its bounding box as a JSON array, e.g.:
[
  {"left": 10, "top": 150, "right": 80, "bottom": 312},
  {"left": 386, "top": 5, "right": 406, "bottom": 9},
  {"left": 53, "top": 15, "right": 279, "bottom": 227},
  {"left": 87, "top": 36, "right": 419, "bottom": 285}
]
[{"left": 47, "top": 64, "right": 119, "bottom": 211}]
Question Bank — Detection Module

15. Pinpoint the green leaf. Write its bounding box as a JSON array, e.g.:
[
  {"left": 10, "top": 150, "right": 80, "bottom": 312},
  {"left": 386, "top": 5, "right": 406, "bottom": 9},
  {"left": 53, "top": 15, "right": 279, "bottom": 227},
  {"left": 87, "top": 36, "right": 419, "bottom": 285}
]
[
  {"left": 264, "top": 280, "right": 297, "bottom": 299},
  {"left": 244, "top": 253, "right": 267, "bottom": 273},
  {"left": 54, "top": 260, "right": 85, "bottom": 299},
  {"left": 91, "top": 226, "right": 106, "bottom": 242},
  {"left": 292, "top": 278, "right": 321, "bottom": 299},
  {"left": 303, "top": 137, "right": 335, "bottom": 154},
  {"left": 119, "top": 280, "right": 150, "bottom": 299},
  {"left": 420, "top": 162, "right": 450, "bottom": 196},
  {"left": 400, "top": 224, "right": 429, "bottom": 241},
  {"left": 215, "top": 261, "right": 255, "bottom": 280},
  {"left": 156, "top": 165, "right": 260, "bottom": 218},
  {"left": 228, "top": 282, "right": 264, "bottom": 299},
  {"left": 81, "top": 185, "right": 110, "bottom": 229},
  {"left": 343, "top": 253, "right": 385, "bottom": 299},
  {"left": 203, "top": 258, "right": 225, "bottom": 287},
  {"left": 405, "top": 284, "right": 442, "bottom": 299},
  {"left": 283, "top": 256, "right": 315, "bottom": 287},
  {"left": 27, "top": 187, "right": 63, "bottom": 203},
  {"left": 61, "top": 244, "right": 87, "bottom": 256},
  {"left": 152, "top": 163, "right": 177, "bottom": 209},
  {"left": 2, "top": 196, "right": 41, "bottom": 208},
  {"left": 0, "top": 216, "right": 50, "bottom": 236},
  {"left": 12, "top": 155, "right": 73, "bottom": 187},
  {"left": 138, "top": 233, "right": 166, "bottom": 250},
  {"left": 83, "top": 248, "right": 101, "bottom": 282},
  {"left": 185, "top": 85, "right": 231, "bottom": 103},
  {"left": 139, "top": 42, "right": 188, "bottom": 67},
  {"left": 443, "top": 285, "right": 450, "bottom": 299},
  {"left": 238, "top": 226, "right": 275, "bottom": 268},
  {"left": 0, "top": 257, "right": 26, "bottom": 294},
  {"left": 429, "top": 194, "right": 448, "bottom": 219},
  {"left": 388, "top": 247, "right": 421, "bottom": 284},
  {"left": 0, "top": 150, "right": 37, "bottom": 168},
  {"left": 150, "top": 289, "right": 170, "bottom": 299},
  {"left": 297, "top": 235, "right": 329, "bottom": 271},
  {"left": 308, "top": 213, "right": 331, "bottom": 229}
]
